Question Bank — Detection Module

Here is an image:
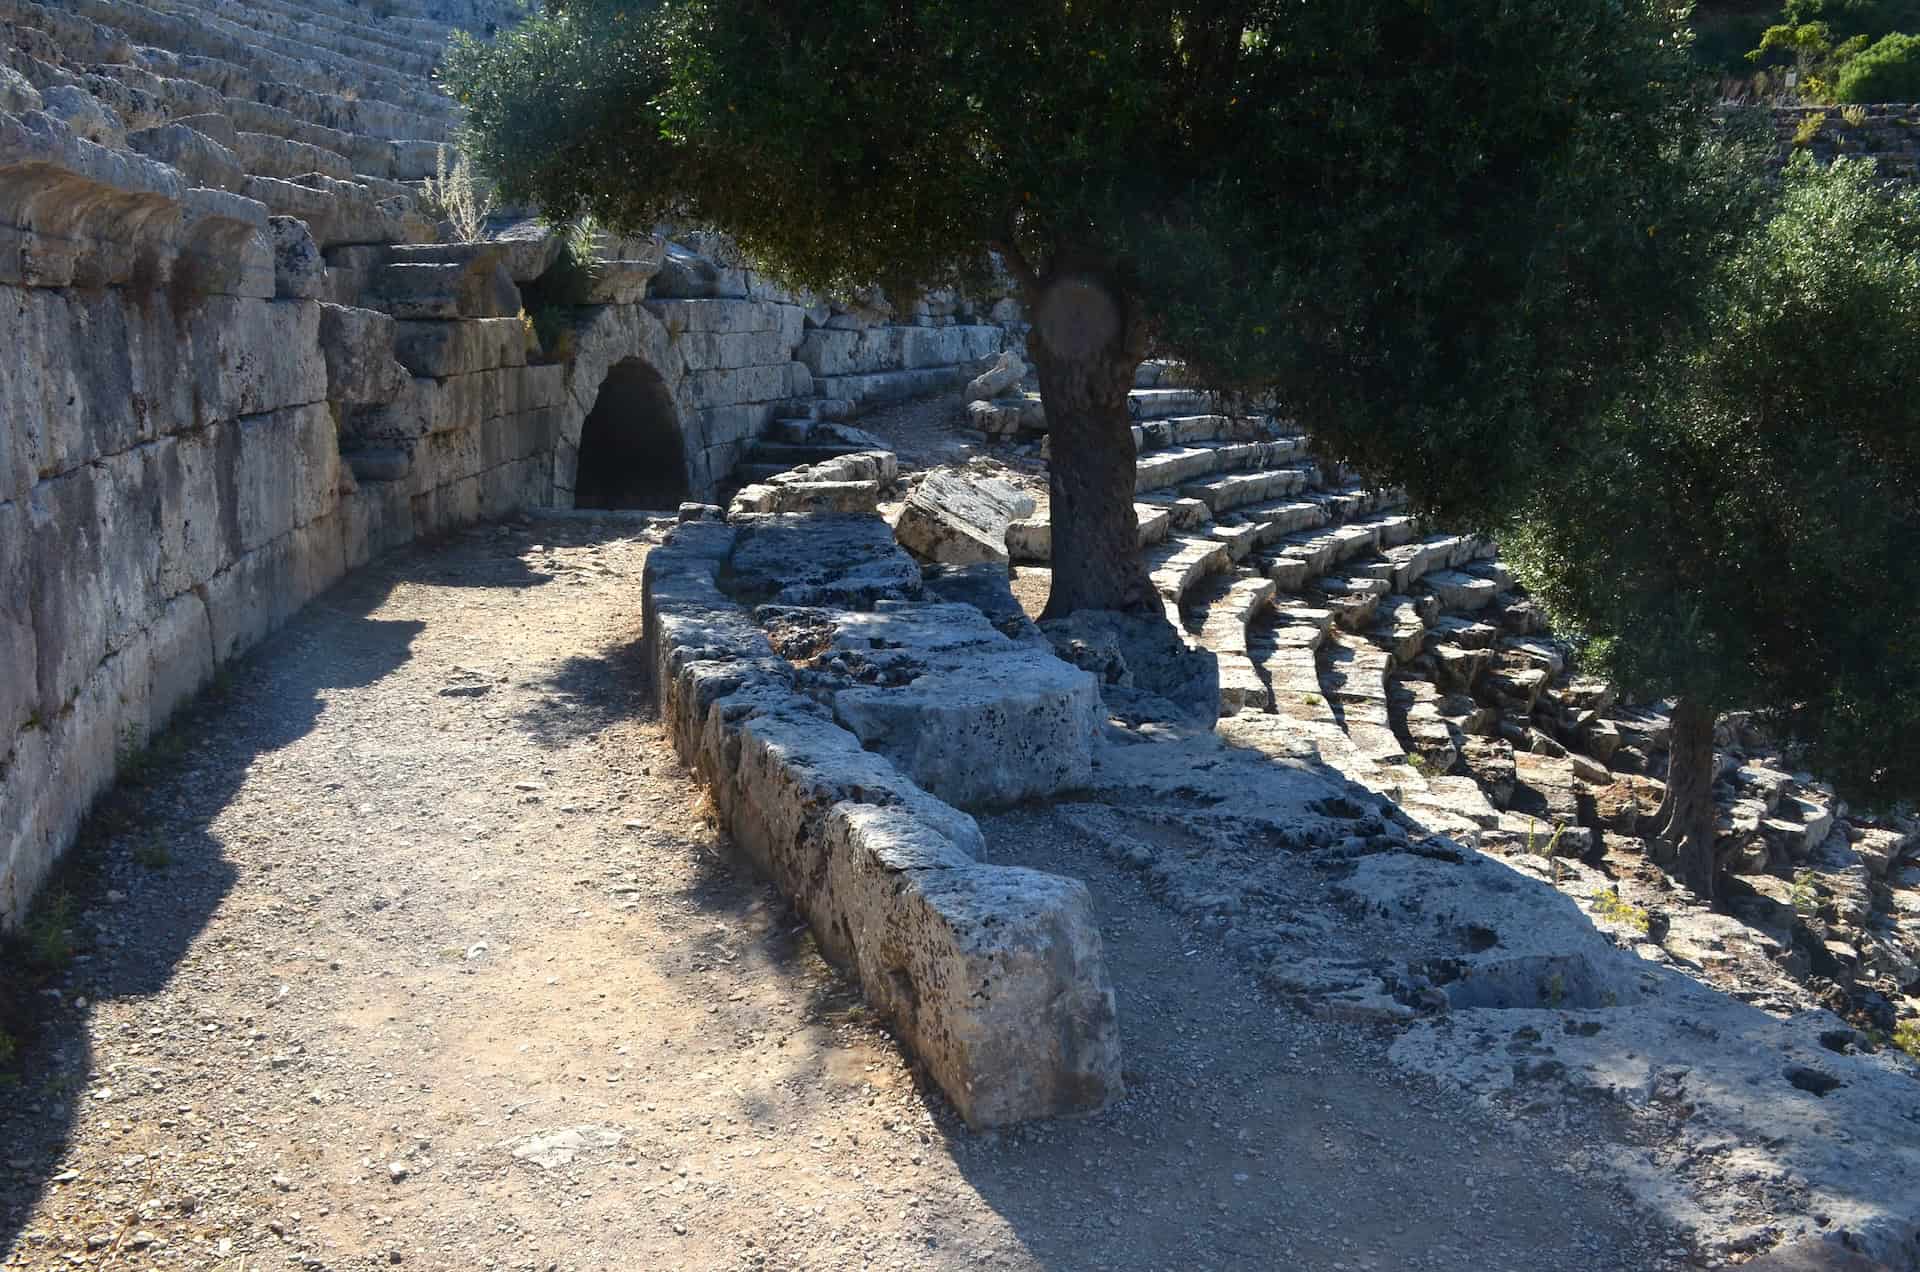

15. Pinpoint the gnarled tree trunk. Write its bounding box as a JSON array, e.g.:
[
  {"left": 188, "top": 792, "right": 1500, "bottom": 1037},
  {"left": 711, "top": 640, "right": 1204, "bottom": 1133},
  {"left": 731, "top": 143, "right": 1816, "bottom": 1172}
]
[
  {"left": 1023, "top": 268, "right": 1158, "bottom": 620},
  {"left": 1663, "top": 695, "right": 1720, "bottom": 903}
]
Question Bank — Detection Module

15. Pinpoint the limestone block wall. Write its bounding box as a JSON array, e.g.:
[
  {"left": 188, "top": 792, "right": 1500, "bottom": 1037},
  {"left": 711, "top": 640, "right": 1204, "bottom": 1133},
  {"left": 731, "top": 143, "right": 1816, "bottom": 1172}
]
[
  {"left": 1766, "top": 104, "right": 1920, "bottom": 177},
  {"left": 0, "top": 0, "right": 1023, "bottom": 927}
]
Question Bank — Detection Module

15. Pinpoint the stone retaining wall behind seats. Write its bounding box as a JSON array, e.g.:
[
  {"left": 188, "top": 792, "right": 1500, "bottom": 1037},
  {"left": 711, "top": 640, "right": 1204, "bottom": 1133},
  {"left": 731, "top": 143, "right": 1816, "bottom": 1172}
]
[
  {"left": 1763, "top": 103, "right": 1920, "bottom": 177},
  {"left": 0, "top": 0, "right": 1023, "bottom": 928},
  {"left": 640, "top": 521, "right": 1124, "bottom": 1127}
]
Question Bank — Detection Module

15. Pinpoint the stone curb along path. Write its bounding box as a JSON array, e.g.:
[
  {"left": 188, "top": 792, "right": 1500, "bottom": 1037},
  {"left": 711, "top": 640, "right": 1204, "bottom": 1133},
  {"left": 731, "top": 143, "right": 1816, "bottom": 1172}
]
[{"left": 640, "top": 515, "right": 1123, "bottom": 1127}]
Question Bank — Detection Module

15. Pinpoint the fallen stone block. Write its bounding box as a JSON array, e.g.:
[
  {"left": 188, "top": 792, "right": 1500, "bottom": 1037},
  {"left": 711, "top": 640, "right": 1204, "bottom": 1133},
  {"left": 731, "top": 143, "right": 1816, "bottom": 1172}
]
[
  {"left": 964, "top": 348, "right": 1026, "bottom": 402},
  {"left": 894, "top": 467, "right": 1037, "bottom": 567},
  {"left": 822, "top": 602, "right": 1101, "bottom": 807}
]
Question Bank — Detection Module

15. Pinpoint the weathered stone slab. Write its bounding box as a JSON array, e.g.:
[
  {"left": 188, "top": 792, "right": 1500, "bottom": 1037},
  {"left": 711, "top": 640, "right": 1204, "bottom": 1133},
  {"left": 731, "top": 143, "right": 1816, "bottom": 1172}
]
[
  {"left": 372, "top": 259, "right": 519, "bottom": 320},
  {"left": 643, "top": 529, "right": 1122, "bottom": 1126},
  {"left": 817, "top": 602, "right": 1101, "bottom": 806},
  {"left": 317, "top": 303, "right": 406, "bottom": 404},
  {"left": 727, "top": 513, "right": 921, "bottom": 609},
  {"left": 390, "top": 316, "right": 528, "bottom": 377},
  {"left": 894, "top": 467, "right": 1036, "bottom": 567}
]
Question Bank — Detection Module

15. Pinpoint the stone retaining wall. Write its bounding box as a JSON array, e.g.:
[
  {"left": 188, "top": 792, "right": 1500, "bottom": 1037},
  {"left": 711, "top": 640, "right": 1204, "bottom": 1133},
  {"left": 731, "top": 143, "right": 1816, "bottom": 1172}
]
[
  {"left": 1761, "top": 103, "right": 1920, "bottom": 177},
  {"left": 640, "top": 519, "right": 1123, "bottom": 1127},
  {"left": 0, "top": 0, "right": 1022, "bottom": 928}
]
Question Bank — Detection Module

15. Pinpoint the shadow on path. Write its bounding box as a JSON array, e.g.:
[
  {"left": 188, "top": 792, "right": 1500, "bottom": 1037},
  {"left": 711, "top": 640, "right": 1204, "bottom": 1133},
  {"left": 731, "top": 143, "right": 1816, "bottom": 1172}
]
[{"left": 0, "top": 561, "right": 428, "bottom": 1255}]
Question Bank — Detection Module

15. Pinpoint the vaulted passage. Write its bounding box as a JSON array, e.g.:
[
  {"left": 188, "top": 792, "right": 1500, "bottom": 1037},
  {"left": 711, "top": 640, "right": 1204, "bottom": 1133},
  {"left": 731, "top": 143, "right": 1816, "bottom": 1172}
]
[{"left": 574, "top": 358, "right": 689, "bottom": 508}]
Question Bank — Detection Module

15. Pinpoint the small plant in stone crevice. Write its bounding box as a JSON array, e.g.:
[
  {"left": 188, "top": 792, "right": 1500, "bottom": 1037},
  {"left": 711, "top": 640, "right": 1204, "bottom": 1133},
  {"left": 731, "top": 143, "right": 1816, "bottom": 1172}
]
[
  {"left": 1793, "top": 112, "right": 1829, "bottom": 146},
  {"left": 116, "top": 725, "right": 190, "bottom": 790},
  {"left": 1527, "top": 818, "right": 1569, "bottom": 856},
  {"left": 1541, "top": 971, "right": 1567, "bottom": 1009},
  {"left": 1790, "top": 868, "right": 1821, "bottom": 916},
  {"left": 19, "top": 887, "right": 78, "bottom": 973},
  {"left": 419, "top": 149, "right": 495, "bottom": 243},
  {"left": 1592, "top": 888, "right": 1653, "bottom": 935},
  {"left": 1893, "top": 1020, "right": 1920, "bottom": 1060},
  {"left": 1840, "top": 104, "right": 1869, "bottom": 128}
]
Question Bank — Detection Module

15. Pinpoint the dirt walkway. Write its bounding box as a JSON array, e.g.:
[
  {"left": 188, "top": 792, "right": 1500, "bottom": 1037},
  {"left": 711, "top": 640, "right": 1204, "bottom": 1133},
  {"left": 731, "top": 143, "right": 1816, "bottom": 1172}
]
[{"left": 2, "top": 518, "right": 1685, "bottom": 1271}]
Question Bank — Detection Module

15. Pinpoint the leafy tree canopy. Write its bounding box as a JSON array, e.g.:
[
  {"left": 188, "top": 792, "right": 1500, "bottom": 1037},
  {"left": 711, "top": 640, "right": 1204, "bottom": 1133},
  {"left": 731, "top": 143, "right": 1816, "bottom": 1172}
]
[
  {"left": 1505, "top": 154, "right": 1920, "bottom": 810},
  {"left": 446, "top": 0, "right": 1725, "bottom": 528}
]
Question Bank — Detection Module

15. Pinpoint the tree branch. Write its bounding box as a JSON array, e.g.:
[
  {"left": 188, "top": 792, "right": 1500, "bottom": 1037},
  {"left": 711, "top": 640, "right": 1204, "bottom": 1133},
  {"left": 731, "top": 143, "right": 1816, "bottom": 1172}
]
[{"left": 989, "top": 205, "right": 1042, "bottom": 299}]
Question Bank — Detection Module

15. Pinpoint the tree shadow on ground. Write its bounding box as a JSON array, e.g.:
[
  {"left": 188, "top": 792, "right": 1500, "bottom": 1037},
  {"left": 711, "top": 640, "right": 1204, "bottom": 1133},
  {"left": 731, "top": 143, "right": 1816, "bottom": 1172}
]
[
  {"left": 0, "top": 566, "right": 425, "bottom": 1258},
  {"left": 577, "top": 607, "right": 1917, "bottom": 1270}
]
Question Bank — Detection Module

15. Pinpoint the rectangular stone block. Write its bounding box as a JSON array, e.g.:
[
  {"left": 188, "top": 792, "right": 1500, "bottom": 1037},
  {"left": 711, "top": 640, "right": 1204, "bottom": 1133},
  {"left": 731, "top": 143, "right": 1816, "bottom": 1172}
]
[
  {"left": 231, "top": 403, "right": 339, "bottom": 552},
  {"left": 391, "top": 317, "right": 528, "bottom": 377},
  {"left": 146, "top": 589, "right": 212, "bottom": 730},
  {"left": 202, "top": 535, "right": 295, "bottom": 662},
  {"left": 27, "top": 460, "right": 154, "bottom": 717},
  {"left": 0, "top": 287, "right": 196, "bottom": 484},
  {"left": 686, "top": 364, "right": 800, "bottom": 410},
  {"left": 339, "top": 477, "right": 414, "bottom": 571},
  {"left": 692, "top": 404, "right": 767, "bottom": 451},
  {"left": 672, "top": 327, "right": 800, "bottom": 372},
  {"left": 0, "top": 722, "right": 54, "bottom": 929},
  {"left": 820, "top": 807, "right": 1123, "bottom": 1129},
  {"left": 188, "top": 297, "right": 326, "bottom": 423},
  {"left": 0, "top": 499, "right": 35, "bottom": 736},
  {"left": 645, "top": 298, "right": 789, "bottom": 336}
]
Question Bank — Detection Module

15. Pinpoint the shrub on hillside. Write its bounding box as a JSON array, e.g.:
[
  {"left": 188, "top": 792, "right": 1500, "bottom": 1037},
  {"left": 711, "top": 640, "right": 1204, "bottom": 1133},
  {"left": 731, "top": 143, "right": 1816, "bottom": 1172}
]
[{"left": 1835, "top": 30, "right": 1920, "bottom": 99}]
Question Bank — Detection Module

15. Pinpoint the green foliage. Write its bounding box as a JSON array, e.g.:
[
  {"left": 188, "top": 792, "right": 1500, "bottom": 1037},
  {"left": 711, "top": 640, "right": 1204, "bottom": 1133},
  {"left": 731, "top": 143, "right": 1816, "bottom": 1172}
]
[
  {"left": 1795, "top": 110, "right": 1831, "bottom": 142},
  {"left": 1790, "top": 868, "right": 1821, "bottom": 913},
  {"left": 1692, "top": 3, "right": 1784, "bottom": 76},
  {"left": 117, "top": 726, "right": 188, "bottom": 789},
  {"left": 445, "top": 0, "right": 1723, "bottom": 527},
  {"left": 1894, "top": 1019, "right": 1920, "bottom": 1058},
  {"left": 21, "top": 888, "right": 76, "bottom": 972},
  {"left": 419, "top": 149, "right": 496, "bottom": 242},
  {"left": 1835, "top": 31, "right": 1920, "bottom": 99},
  {"left": 1505, "top": 154, "right": 1920, "bottom": 811},
  {"left": 1784, "top": 0, "right": 1920, "bottom": 43}
]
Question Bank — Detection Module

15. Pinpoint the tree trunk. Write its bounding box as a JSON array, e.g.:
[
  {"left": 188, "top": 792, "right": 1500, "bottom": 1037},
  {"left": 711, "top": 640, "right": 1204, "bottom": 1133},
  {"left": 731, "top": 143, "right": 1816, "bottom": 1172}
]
[
  {"left": 1024, "top": 269, "right": 1158, "bottom": 619},
  {"left": 1665, "top": 695, "right": 1719, "bottom": 903}
]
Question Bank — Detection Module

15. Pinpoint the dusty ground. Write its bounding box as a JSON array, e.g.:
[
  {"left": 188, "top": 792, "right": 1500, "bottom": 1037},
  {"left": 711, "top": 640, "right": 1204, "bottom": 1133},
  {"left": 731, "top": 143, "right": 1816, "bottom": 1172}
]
[{"left": 1, "top": 516, "right": 1689, "bottom": 1271}]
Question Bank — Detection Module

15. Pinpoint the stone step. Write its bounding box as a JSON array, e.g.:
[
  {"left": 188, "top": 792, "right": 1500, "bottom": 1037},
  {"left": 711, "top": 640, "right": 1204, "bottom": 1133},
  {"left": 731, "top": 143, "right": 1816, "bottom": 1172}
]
[
  {"left": 162, "top": 0, "right": 445, "bottom": 80},
  {"left": 1134, "top": 413, "right": 1246, "bottom": 450},
  {"left": 1143, "top": 534, "right": 1232, "bottom": 604},
  {"left": 1263, "top": 523, "right": 1385, "bottom": 589},
  {"left": 1420, "top": 569, "right": 1501, "bottom": 614},
  {"left": 812, "top": 365, "right": 971, "bottom": 410},
  {"left": 245, "top": 174, "right": 434, "bottom": 249},
  {"left": 165, "top": 0, "right": 459, "bottom": 70},
  {"left": 1178, "top": 466, "right": 1312, "bottom": 516},
  {"left": 1181, "top": 573, "right": 1278, "bottom": 711},
  {"left": 1133, "top": 445, "right": 1223, "bottom": 493},
  {"left": 1128, "top": 387, "right": 1215, "bottom": 420},
  {"left": 1004, "top": 503, "right": 1171, "bottom": 564}
]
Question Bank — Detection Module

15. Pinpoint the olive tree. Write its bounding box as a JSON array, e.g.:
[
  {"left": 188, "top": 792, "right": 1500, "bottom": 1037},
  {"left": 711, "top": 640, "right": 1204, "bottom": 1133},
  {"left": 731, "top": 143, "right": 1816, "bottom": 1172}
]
[
  {"left": 446, "top": 0, "right": 1712, "bottom": 619},
  {"left": 1505, "top": 154, "right": 1920, "bottom": 901}
]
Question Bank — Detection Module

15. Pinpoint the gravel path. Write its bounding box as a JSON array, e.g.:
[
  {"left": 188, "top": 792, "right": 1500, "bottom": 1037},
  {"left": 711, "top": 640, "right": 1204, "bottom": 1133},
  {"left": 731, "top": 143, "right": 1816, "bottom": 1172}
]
[{"left": 3, "top": 517, "right": 1684, "bottom": 1271}]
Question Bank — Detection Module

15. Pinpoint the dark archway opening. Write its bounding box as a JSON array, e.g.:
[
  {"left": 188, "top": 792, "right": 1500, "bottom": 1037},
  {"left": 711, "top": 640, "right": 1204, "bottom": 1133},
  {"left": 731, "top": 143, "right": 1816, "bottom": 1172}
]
[{"left": 574, "top": 357, "right": 690, "bottom": 508}]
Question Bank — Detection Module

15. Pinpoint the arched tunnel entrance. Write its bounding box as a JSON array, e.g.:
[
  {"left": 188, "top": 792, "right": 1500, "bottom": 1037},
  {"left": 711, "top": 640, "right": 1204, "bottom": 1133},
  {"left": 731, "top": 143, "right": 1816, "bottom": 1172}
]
[{"left": 573, "top": 357, "right": 690, "bottom": 508}]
